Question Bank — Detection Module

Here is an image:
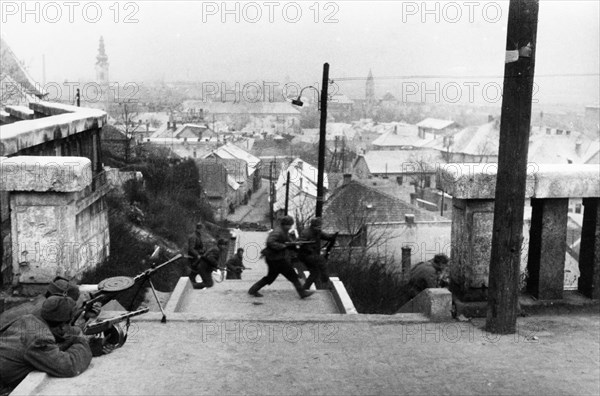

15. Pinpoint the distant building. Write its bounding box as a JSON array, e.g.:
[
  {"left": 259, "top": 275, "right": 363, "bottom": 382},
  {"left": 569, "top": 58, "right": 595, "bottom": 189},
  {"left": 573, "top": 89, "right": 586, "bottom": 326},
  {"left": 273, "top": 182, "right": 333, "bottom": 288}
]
[
  {"left": 195, "top": 160, "right": 240, "bottom": 221},
  {"left": 416, "top": 118, "right": 457, "bottom": 139},
  {"left": 328, "top": 93, "right": 354, "bottom": 121},
  {"left": 183, "top": 101, "right": 300, "bottom": 135},
  {"left": 322, "top": 175, "right": 451, "bottom": 263},
  {"left": 353, "top": 149, "right": 445, "bottom": 189},
  {"left": 273, "top": 158, "right": 328, "bottom": 224},
  {"left": 203, "top": 143, "right": 262, "bottom": 193},
  {"left": 371, "top": 123, "right": 435, "bottom": 150}
]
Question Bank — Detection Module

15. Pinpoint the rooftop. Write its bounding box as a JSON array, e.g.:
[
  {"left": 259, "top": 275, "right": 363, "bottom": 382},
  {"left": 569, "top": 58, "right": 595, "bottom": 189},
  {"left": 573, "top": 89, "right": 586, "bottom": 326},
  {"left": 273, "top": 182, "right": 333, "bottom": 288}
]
[{"left": 416, "top": 118, "right": 455, "bottom": 130}]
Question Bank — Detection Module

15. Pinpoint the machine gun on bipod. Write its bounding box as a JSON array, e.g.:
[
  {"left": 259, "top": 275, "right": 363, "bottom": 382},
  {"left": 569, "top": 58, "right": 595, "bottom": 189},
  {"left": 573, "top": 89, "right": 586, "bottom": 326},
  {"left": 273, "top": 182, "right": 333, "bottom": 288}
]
[{"left": 72, "top": 250, "right": 183, "bottom": 326}]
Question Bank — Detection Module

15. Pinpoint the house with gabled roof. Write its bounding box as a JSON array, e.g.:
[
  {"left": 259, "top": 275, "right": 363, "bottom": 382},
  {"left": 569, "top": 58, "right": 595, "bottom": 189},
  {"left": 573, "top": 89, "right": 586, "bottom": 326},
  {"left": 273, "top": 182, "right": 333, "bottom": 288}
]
[
  {"left": 195, "top": 160, "right": 240, "bottom": 221},
  {"left": 273, "top": 158, "right": 328, "bottom": 225},
  {"left": 371, "top": 123, "right": 436, "bottom": 150},
  {"left": 353, "top": 149, "right": 446, "bottom": 189},
  {"left": 416, "top": 118, "right": 457, "bottom": 139},
  {"left": 322, "top": 175, "right": 451, "bottom": 265},
  {"left": 203, "top": 142, "right": 262, "bottom": 192}
]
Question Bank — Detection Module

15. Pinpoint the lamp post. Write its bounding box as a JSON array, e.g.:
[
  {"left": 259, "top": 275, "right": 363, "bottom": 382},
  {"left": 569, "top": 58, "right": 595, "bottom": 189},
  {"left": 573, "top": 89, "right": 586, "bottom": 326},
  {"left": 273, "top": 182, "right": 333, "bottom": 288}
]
[{"left": 292, "top": 63, "right": 330, "bottom": 218}]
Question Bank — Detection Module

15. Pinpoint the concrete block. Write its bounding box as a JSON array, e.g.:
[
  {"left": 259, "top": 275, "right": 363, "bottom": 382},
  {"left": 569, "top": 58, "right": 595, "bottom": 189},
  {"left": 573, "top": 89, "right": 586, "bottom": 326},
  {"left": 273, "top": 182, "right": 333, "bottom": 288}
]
[
  {"left": 0, "top": 156, "right": 92, "bottom": 192},
  {"left": 330, "top": 277, "right": 358, "bottom": 314},
  {"left": 397, "top": 288, "right": 452, "bottom": 321},
  {"left": 437, "top": 163, "right": 600, "bottom": 200},
  {"left": 533, "top": 164, "right": 600, "bottom": 198},
  {"left": 437, "top": 163, "right": 536, "bottom": 199}
]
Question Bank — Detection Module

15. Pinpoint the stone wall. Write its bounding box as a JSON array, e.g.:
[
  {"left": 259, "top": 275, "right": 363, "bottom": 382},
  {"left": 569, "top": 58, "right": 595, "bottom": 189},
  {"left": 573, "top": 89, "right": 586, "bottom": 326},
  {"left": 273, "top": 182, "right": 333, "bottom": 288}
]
[
  {"left": 2, "top": 157, "right": 109, "bottom": 288},
  {"left": 0, "top": 102, "right": 109, "bottom": 288}
]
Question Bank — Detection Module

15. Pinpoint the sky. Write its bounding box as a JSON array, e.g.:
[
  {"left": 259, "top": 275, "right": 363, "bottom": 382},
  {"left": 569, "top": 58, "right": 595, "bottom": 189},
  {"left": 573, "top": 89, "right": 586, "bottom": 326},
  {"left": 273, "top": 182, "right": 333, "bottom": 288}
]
[{"left": 1, "top": 0, "right": 599, "bottom": 107}]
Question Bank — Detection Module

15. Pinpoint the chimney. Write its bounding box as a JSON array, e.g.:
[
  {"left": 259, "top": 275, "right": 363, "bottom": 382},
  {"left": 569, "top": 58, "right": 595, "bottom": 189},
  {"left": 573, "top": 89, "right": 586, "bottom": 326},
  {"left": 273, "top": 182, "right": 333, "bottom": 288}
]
[
  {"left": 167, "top": 121, "right": 171, "bottom": 129},
  {"left": 405, "top": 214, "right": 415, "bottom": 224},
  {"left": 172, "top": 120, "right": 177, "bottom": 130},
  {"left": 488, "top": 115, "right": 494, "bottom": 123},
  {"left": 394, "top": 125, "right": 398, "bottom": 134},
  {"left": 146, "top": 122, "right": 150, "bottom": 132},
  {"left": 575, "top": 138, "right": 582, "bottom": 156},
  {"left": 401, "top": 246, "right": 412, "bottom": 281},
  {"left": 343, "top": 173, "right": 352, "bottom": 184}
]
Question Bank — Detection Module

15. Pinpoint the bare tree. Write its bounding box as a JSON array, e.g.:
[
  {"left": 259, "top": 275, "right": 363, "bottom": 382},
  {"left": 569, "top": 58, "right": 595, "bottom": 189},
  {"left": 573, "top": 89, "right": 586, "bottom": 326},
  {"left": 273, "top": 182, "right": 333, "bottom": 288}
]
[
  {"left": 326, "top": 196, "right": 399, "bottom": 263},
  {"left": 406, "top": 151, "right": 437, "bottom": 195}
]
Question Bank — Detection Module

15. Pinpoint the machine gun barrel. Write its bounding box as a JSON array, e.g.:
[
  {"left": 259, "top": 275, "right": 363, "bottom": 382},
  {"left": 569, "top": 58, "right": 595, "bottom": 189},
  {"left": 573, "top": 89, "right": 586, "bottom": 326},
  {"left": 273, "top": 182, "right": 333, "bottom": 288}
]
[
  {"left": 73, "top": 254, "right": 183, "bottom": 325},
  {"left": 83, "top": 307, "right": 150, "bottom": 336},
  {"left": 134, "top": 254, "right": 182, "bottom": 282}
]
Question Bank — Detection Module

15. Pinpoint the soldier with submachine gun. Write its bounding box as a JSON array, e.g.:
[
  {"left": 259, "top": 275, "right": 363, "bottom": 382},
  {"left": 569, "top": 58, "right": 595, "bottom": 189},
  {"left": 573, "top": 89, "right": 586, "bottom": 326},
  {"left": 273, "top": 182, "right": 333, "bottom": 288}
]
[{"left": 0, "top": 249, "right": 182, "bottom": 390}]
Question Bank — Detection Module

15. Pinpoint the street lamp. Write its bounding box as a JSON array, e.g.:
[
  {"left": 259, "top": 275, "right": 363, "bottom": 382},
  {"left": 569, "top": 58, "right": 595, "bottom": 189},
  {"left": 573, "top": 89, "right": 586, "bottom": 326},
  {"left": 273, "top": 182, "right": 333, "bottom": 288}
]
[
  {"left": 291, "top": 63, "right": 331, "bottom": 218},
  {"left": 291, "top": 86, "right": 321, "bottom": 109}
]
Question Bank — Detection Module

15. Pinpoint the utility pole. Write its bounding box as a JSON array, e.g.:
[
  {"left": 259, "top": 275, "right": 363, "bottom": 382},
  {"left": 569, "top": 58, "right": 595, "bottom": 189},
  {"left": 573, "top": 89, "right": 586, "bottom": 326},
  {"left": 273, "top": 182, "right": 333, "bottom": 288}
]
[
  {"left": 284, "top": 171, "right": 290, "bottom": 216},
  {"left": 316, "top": 63, "right": 329, "bottom": 218},
  {"left": 269, "top": 160, "right": 274, "bottom": 229},
  {"left": 486, "top": 0, "right": 539, "bottom": 334}
]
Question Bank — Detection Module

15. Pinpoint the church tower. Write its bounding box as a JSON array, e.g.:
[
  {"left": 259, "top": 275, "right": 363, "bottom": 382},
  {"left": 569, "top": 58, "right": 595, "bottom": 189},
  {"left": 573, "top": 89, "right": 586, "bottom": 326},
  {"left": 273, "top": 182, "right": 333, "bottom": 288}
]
[
  {"left": 95, "top": 36, "right": 109, "bottom": 85},
  {"left": 365, "top": 69, "right": 375, "bottom": 118}
]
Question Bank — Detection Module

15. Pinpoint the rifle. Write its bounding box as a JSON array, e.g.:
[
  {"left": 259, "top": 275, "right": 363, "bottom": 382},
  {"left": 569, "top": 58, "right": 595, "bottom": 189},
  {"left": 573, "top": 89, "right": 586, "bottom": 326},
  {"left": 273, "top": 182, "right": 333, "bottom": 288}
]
[
  {"left": 323, "top": 232, "right": 339, "bottom": 260},
  {"left": 83, "top": 307, "right": 149, "bottom": 349},
  {"left": 73, "top": 253, "right": 183, "bottom": 325}
]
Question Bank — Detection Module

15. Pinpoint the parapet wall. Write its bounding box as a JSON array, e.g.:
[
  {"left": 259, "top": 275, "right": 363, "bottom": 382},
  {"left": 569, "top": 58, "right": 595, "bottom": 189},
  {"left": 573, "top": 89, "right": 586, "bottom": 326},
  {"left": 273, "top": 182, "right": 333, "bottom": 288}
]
[
  {"left": 437, "top": 163, "right": 600, "bottom": 301},
  {"left": 0, "top": 157, "right": 109, "bottom": 287},
  {"left": 0, "top": 101, "right": 110, "bottom": 289}
]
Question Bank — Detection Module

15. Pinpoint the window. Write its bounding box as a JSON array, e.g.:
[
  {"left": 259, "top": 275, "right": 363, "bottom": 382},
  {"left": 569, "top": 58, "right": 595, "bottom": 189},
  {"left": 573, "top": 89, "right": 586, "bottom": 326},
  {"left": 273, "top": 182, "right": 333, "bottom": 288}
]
[
  {"left": 424, "top": 176, "right": 431, "bottom": 188},
  {"left": 396, "top": 176, "right": 403, "bottom": 185},
  {"left": 575, "top": 203, "right": 582, "bottom": 214},
  {"left": 546, "top": 128, "right": 551, "bottom": 135}
]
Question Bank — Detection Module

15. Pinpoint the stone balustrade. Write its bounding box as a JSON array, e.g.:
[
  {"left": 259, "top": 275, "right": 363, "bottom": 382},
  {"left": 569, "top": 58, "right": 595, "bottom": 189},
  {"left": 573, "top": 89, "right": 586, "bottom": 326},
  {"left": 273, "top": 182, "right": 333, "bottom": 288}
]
[
  {"left": 437, "top": 163, "right": 600, "bottom": 301},
  {"left": 0, "top": 101, "right": 109, "bottom": 290},
  {"left": 0, "top": 157, "right": 109, "bottom": 287}
]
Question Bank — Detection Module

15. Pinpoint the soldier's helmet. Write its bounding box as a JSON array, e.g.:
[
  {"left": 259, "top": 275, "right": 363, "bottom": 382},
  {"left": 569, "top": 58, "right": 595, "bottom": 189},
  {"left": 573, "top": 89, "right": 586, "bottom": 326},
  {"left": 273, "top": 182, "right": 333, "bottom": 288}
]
[{"left": 280, "top": 216, "right": 294, "bottom": 226}]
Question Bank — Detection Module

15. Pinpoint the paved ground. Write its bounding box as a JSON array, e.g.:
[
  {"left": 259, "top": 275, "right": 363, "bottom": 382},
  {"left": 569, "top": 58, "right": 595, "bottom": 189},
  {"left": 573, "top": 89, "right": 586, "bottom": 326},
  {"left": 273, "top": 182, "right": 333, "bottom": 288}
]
[
  {"left": 183, "top": 231, "right": 339, "bottom": 315},
  {"left": 180, "top": 281, "right": 339, "bottom": 316},
  {"left": 226, "top": 182, "right": 270, "bottom": 224},
  {"left": 8, "top": 230, "right": 600, "bottom": 395},
  {"left": 13, "top": 314, "right": 600, "bottom": 396}
]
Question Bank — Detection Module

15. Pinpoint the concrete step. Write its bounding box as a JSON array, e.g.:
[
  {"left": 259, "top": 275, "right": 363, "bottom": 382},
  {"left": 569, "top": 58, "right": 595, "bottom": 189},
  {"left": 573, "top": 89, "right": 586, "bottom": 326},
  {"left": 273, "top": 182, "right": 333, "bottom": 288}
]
[{"left": 177, "top": 279, "right": 341, "bottom": 315}]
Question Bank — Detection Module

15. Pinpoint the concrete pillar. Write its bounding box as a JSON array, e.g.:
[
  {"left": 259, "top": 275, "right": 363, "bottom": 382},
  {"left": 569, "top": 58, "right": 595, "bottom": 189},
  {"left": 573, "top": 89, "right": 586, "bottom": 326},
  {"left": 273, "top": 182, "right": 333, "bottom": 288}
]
[
  {"left": 526, "top": 198, "right": 569, "bottom": 300},
  {"left": 450, "top": 198, "right": 495, "bottom": 301},
  {"left": 438, "top": 163, "right": 600, "bottom": 304},
  {"left": 1, "top": 156, "right": 108, "bottom": 288},
  {"left": 578, "top": 198, "right": 600, "bottom": 299}
]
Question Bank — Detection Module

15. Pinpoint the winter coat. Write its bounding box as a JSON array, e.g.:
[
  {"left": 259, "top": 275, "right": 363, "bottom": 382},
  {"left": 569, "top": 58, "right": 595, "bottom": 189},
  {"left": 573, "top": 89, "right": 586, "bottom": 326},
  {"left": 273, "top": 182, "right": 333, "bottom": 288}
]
[{"left": 0, "top": 314, "right": 92, "bottom": 387}]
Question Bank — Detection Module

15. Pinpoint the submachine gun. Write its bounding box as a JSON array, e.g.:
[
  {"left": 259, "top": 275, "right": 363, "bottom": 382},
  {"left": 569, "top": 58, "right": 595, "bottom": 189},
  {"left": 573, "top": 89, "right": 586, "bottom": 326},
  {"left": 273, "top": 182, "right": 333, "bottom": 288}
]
[{"left": 73, "top": 249, "right": 183, "bottom": 347}]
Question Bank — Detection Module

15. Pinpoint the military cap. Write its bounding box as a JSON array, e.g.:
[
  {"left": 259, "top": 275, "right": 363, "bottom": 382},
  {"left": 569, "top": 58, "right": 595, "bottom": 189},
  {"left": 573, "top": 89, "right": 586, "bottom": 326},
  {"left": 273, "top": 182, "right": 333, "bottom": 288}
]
[
  {"left": 280, "top": 216, "right": 294, "bottom": 226},
  {"left": 46, "top": 276, "right": 80, "bottom": 301},
  {"left": 41, "top": 296, "right": 76, "bottom": 323}
]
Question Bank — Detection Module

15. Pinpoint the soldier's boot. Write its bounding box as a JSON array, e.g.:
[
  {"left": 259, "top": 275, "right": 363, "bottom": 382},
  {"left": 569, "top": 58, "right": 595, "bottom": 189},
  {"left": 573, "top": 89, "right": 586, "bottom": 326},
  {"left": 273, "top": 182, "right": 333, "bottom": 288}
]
[{"left": 294, "top": 281, "right": 314, "bottom": 299}]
